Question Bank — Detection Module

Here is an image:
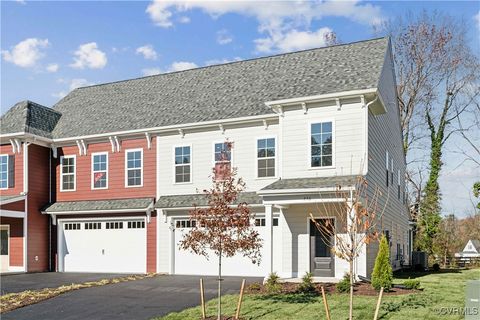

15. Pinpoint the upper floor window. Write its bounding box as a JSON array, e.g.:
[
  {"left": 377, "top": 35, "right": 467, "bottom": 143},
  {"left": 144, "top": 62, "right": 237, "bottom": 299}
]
[
  {"left": 397, "top": 169, "right": 401, "bottom": 200},
  {"left": 60, "top": 155, "right": 76, "bottom": 191},
  {"left": 214, "top": 142, "right": 231, "bottom": 164},
  {"left": 126, "top": 149, "right": 143, "bottom": 187},
  {"left": 257, "top": 138, "right": 275, "bottom": 178},
  {"left": 175, "top": 146, "right": 191, "bottom": 183},
  {"left": 311, "top": 122, "right": 333, "bottom": 167},
  {"left": 0, "top": 155, "right": 8, "bottom": 189},
  {"left": 92, "top": 152, "right": 108, "bottom": 189}
]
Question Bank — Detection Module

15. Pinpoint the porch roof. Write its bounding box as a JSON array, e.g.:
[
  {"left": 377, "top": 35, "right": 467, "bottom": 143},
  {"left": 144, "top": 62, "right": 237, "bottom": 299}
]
[
  {"left": 0, "top": 194, "right": 25, "bottom": 205},
  {"left": 41, "top": 197, "right": 154, "bottom": 214},
  {"left": 259, "top": 176, "right": 358, "bottom": 193},
  {"left": 155, "top": 192, "right": 262, "bottom": 209}
]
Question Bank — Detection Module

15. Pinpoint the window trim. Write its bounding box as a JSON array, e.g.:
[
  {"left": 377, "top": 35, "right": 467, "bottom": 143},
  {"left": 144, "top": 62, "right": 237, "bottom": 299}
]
[
  {"left": 173, "top": 144, "right": 193, "bottom": 185},
  {"left": 212, "top": 140, "right": 234, "bottom": 167},
  {"left": 60, "top": 155, "right": 76, "bottom": 192},
  {"left": 308, "top": 119, "right": 335, "bottom": 169},
  {"left": 125, "top": 148, "right": 143, "bottom": 188},
  {"left": 0, "top": 154, "right": 8, "bottom": 190},
  {"left": 91, "top": 152, "right": 109, "bottom": 190},
  {"left": 255, "top": 135, "right": 277, "bottom": 180}
]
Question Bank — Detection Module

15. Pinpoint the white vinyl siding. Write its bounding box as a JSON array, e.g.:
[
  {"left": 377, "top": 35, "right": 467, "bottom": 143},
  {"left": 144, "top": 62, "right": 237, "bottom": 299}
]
[
  {"left": 60, "top": 155, "right": 76, "bottom": 191},
  {"left": 92, "top": 152, "right": 108, "bottom": 189},
  {"left": 125, "top": 149, "right": 143, "bottom": 187}
]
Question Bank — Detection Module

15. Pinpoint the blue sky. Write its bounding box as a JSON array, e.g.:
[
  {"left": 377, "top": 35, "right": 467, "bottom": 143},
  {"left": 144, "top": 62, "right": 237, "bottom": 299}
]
[{"left": 1, "top": 0, "right": 479, "bottom": 216}]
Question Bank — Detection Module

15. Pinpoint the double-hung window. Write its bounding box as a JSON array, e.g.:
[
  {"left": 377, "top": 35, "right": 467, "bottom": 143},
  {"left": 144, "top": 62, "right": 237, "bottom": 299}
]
[
  {"left": 0, "top": 155, "right": 8, "bottom": 189},
  {"left": 60, "top": 155, "right": 76, "bottom": 191},
  {"left": 92, "top": 152, "right": 108, "bottom": 189},
  {"left": 257, "top": 138, "right": 275, "bottom": 178},
  {"left": 126, "top": 149, "right": 143, "bottom": 187},
  {"left": 175, "top": 146, "right": 191, "bottom": 183},
  {"left": 311, "top": 122, "right": 333, "bottom": 167},
  {"left": 214, "top": 142, "right": 232, "bottom": 180}
]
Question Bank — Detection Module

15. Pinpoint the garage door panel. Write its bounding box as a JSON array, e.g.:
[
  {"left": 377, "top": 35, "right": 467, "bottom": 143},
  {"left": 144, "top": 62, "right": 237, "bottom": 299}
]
[
  {"left": 60, "top": 219, "right": 146, "bottom": 273},
  {"left": 174, "top": 226, "right": 271, "bottom": 277}
]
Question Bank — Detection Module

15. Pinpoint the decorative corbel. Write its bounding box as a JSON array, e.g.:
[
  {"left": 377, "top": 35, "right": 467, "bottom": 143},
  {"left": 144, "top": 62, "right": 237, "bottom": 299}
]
[
  {"left": 145, "top": 132, "right": 152, "bottom": 150},
  {"left": 336, "top": 98, "right": 341, "bottom": 111},
  {"left": 360, "top": 95, "right": 366, "bottom": 108},
  {"left": 178, "top": 129, "right": 185, "bottom": 138},
  {"left": 14, "top": 139, "right": 21, "bottom": 154},
  {"left": 114, "top": 136, "right": 121, "bottom": 152},
  {"left": 301, "top": 102, "right": 308, "bottom": 114},
  {"left": 109, "top": 136, "right": 116, "bottom": 153},
  {"left": 263, "top": 119, "right": 269, "bottom": 130},
  {"left": 51, "top": 144, "right": 58, "bottom": 158},
  {"left": 277, "top": 105, "right": 284, "bottom": 117},
  {"left": 81, "top": 140, "right": 87, "bottom": 155},
  {"left": 9, "top": 139, "right": 17, "bottom": 154},
  {"left": 51, "top": 214, "right": 57, "bottom": 226},
  {"left": 75, "top": 140, "right": 83, "bottom": 156},
  {"left": 219, "top": 124, "right": 225, "bottom": 134},
  {"left": 146, "top": 202, "right": 154, "bottom": 223}
]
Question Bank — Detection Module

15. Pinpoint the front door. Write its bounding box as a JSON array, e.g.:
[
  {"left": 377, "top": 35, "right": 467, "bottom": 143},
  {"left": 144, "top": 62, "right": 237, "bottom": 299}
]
[
  {"left": 310, "top": 219, "right": 334, "bottom": 277},
  {"left": 0, "top": 226, "right": 9, "bottom": 272}
]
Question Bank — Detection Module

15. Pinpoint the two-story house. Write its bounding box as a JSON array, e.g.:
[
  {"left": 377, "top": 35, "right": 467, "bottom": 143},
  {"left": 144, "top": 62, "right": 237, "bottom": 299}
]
[{"left": 0, "top": 37, "right": 410, "bottom": 279}]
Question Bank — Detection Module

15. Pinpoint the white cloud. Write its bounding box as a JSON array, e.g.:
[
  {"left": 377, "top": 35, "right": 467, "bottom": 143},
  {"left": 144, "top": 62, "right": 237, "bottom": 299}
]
[
  {"left": 70, "top": 42, "right": 107, "bottom": 69},
  {"left": 255, "top": 27, "right": 332, "bottom": 53},
  {"left": 169, "top": 61, "right": 198, "bottom": 72},
  {"left": 142, "top": 67, "right": 162, "bottom": 76},
  {"left": 145, "top": 1, "right": 383, "bottom": 53},
  {"left": 52, "top": 78, "right": 93, "bottom": 99},
  {"left": 136, "top": 45, "right": 158, "bottom": 60},
  {"left": 2, "top": 38, "right": 49, "bottom": 68},
  {"left": 205, "top": 57, "right": 242, "bottom": 66},
  {"left": 216, "top": 29, "right": 233, "bottom": 45},
  {"left": 15, "top": 0, "right": 26, "bottom": 4},
  {"left": 178, "top": 16, "right": 190, "bottom": 23},
  {"left": 46, "top": 63, "right": 59, "bottom": 73}
]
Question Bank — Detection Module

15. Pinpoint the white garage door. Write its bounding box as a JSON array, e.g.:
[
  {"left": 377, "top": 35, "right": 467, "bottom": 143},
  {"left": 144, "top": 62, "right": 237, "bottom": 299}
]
[
  {"left": 173, "top": 218, "right": 280, "bottom": 277},
  {"left": 59, "top": 218, "right": 146, "bottom": 273}
]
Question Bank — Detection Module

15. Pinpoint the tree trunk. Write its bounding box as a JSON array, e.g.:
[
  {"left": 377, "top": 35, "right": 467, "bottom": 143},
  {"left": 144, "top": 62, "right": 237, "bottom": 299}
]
[
  {"left": 349, "top": 259, "right": 354, "bottom": 320},
  {"left": 218, "top": 251, "right": 222, "bottom": 320}
]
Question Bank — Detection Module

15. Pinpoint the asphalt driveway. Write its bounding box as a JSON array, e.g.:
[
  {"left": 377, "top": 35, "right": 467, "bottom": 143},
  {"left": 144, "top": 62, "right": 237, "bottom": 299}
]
[
  {"left": 1, "top": 272, "right": 125, "bottom": 295},
  {"left": 2, "top": 274, "right": 262, "bottom": 320}
]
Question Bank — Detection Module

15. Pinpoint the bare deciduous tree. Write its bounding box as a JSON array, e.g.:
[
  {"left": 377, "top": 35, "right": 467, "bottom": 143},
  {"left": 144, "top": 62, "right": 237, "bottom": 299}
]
[
  {"left": 310, "top": 176, "right": 387, "bottom": 320},
  {"left": 180, "top": 142, "right": 262, "bottom": 320}
]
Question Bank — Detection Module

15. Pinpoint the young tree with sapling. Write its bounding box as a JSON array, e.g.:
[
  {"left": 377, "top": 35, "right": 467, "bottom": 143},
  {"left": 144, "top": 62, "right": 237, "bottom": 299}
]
[
  {"left": 179, "top": 142, "right": 262, "bottom": 320},
  {"left": 310, "top": 176, "right": 387, "bottom": 320}
]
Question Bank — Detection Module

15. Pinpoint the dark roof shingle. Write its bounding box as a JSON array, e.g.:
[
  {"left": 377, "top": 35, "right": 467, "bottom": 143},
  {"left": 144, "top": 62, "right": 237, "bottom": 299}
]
[
  {"left": 260, "top": 176, "right": 358, "bottom": 191},
  {"left": 42, "top": 198, "right": 153, "bottom": 213},
  {"left": 155, "top": 192, "right": 262, "bottom": 208}
]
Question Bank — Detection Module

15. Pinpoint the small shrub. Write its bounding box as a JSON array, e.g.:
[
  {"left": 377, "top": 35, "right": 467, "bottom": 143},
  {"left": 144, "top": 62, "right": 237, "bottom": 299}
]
[
  {"left": 403, "top": 278, "right": 421, "bottom": 290},
  {"left": 248, "top": 282, "right": 261, "bottom": 291},
  {"left": 432, "top": 263, "right": 440, "bottom": 271},
  {"left": 414, "top": 264, "right": 424, "bottom": 272},
  {"left": 336, "top": 273, "right": 351, "bottom": 293},
  {"left": 298, "top": 272, "right": 316, "bottom": 293},
  {"left": 265, "top": 272, "right": 282, "bottom": 294},
  {"left": 371, "top": 234, "right": 393, "bottom": 291}
]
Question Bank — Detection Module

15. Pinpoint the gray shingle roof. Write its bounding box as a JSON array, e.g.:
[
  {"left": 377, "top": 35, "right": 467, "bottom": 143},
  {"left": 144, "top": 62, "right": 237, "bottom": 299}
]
[
  {"left": 155, "top": 192, "right": 262, "bottom": 208},
  {"left": 0, "top": 194, "right": 25, "bottom": 204},
  {"left": 0, "top": 101, "right": 62, "bottom": 138},
  {"left": 260, "top": 176, "right": 358, "bottom": 191},
  {"left": 47, "top": 37, "right": 388, "bottom": 139},
  {"left": 42, "top": 197, "right": 153, "bottom": 213}
]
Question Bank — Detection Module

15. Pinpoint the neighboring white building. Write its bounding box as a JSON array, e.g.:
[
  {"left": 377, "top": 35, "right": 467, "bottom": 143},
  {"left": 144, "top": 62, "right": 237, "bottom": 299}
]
[{"left": 456, "top": 240, "right": 480, "bottom": 258}]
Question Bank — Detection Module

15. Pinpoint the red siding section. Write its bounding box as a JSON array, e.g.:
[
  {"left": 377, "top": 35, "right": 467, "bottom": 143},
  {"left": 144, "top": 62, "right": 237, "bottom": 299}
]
[
  {"left": 0, "top": 217, "right": 23, "bottom": 266},
  {"left": 56, "top": 137, "right": 156, "bottom": 201},
  {"left": 1, "top": 200, "right": 25, "bottom": 212},
  {"left": 147, "top": 213, "right": 157, "bottom": 273},
  {"left": 0, "top": 143, "right": 24, "bottom": 196},
  {"left": 27, "top": 144, "right": 50, "bottom": 272}
]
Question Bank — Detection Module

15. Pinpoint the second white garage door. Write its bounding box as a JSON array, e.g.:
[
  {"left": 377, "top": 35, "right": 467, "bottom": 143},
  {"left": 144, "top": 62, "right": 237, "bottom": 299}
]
[
  {"left": 173, "top": 217, "right": 280, "bottom": 276},
  {"left": 59, "top": 218, "right": 146, "bottom": 273}
]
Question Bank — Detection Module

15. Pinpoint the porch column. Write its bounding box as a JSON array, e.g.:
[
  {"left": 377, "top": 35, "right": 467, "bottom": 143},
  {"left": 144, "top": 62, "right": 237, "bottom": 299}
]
[{"left": 264, "top": 204, "right": 273, "bottom": 275}]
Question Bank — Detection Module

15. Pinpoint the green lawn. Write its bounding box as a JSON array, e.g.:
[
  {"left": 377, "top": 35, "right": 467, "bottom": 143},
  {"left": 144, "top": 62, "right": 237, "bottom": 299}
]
[{"left": 156, "top": 268, "right": 480, "bottom": 320}]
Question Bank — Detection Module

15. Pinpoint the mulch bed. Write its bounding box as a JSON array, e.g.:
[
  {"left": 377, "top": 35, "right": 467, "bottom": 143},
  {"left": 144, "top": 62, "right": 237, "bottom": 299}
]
[
  {"left": 245, "top": 281, "right": 415, "bottom": 296},
  {"left": 0, "top": 273, "right": 158, "bottom": 314}
]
